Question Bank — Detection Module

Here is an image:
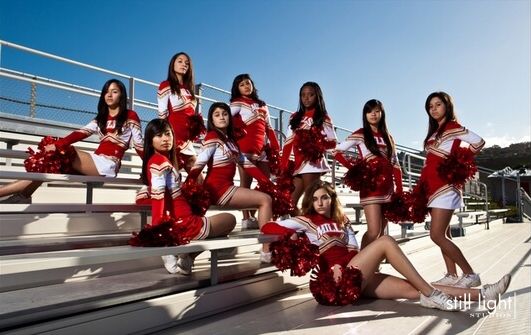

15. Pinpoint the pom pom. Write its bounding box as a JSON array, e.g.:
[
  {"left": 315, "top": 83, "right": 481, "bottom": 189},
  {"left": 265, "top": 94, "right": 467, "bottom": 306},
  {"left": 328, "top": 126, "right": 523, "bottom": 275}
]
[
  {"left": 343, "top": 157, "right": 393, "bottom": 192},
  {"left": 309, "top": 265, "right": 363, "bottom": 305},
  {"left": 255, "top": 181, "right": 295, "bottom": 218},
  {"left": 187, "top": 114, "right": 207, "bottom": 142},
  {"left": 438, "top": 147, "right": 478, "bottom": 188},
  {"left": 383, "top": 192, "right": 412, "bottom": 223},
  {"left": 294, "top": 127, "right": 335, "bottom": 163},
  {"left": 264, "top": 144, "right": 282, "bottom": 176},
  {"left": 408, "top": 183, "right": 429, "bottom": 223},
  {"left": 129, "top": 215, "right": 191, "bottom": 247},
  {"left": 270, "top": 233, "right": 320, "bottom": 276},
  {"left": 181, "top": 179, "right": 212, "bottom": 216},
  {"left": 24, "top": 136, "right": 76, "bottom": 174}
]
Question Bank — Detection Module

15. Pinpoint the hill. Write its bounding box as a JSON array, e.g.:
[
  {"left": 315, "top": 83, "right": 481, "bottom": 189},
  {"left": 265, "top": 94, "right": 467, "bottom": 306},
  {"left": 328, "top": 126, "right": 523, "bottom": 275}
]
[{"left": 476, "top": 142, "right": 531, "bottom": 171}]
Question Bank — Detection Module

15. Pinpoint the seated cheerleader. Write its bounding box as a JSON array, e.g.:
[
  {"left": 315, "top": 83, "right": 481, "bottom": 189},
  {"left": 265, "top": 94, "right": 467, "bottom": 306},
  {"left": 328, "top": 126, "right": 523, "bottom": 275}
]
[
  {"left": 0, "top": 79, "right": 144, "bottom": 203},
  {"left": 141, "top": 118, "right": 236, "bottom": 275},
  {"left": 261, "top": 180, "right": 511, "bottom": 310},
  {"left": 186, "top": 102, "right": 274, "bottom": 263},
  {"left": 334, "top": 99, "right": 403, "bottom": 249}
]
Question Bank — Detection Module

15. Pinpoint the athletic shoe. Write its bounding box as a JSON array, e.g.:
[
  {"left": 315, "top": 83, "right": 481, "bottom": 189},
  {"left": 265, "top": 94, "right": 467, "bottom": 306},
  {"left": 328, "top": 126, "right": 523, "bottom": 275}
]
[
  {"left": 420, "top": 289, "right": 460, "bottom": 311},
  {"left": 0, "top": 193, "right": 32, "bottom": 204},
  {"left": 242, "top": 218, "right": 259, "bottom": 230},
  {"left": 482, "top": 274, "right": 512, "bottom": 305},
  {"left": 175, "top": 254, "right": 194, "bottom": 275},
  {"left": 431, "top": 273, "right": 459, "bottom": 286},
  {"left": 161, "top": 255, "right": 179, "bottom": 274},
  {"left": 260, "top": 251, "right": 272, "bottom": 263},
  {"left": 454, "top": 273, "right": 481, "bottom": 288}
]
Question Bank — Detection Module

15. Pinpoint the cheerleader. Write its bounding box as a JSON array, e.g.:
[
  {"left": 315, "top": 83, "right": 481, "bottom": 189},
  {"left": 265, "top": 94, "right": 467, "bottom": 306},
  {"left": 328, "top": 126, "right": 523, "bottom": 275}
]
[
  {"left": 334, "top": 99, "right": 403, "bottom": 249},
  {"left": 281, "top": 82, "right": 337, "bottom": 211},
  {"left": 157, "top": 52, "right": 202, "bottom": 175},
  {"left": 140, "top": 118, "right": 235, "bottom": 274},
  {"left": 262, "top": 181, "right": 510, "bottom": 309},
  {"left": 186, "top": 102, "right": 274, "bottom": 262},
  {"left": 230, "top": 74, "right": 280, "bottom": 229},
  {"left": 419, "top": 91, "right": 485, "bottom": 288},
  {"left": 0, "top": 79, "right": 144, "bottom": 203}
]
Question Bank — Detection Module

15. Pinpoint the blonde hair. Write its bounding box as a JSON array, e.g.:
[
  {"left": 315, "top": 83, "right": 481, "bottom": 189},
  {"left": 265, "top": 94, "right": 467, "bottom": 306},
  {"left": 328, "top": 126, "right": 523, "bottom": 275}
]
[{"left": 301, "top": 180, "right": 346, "bottom": 226}]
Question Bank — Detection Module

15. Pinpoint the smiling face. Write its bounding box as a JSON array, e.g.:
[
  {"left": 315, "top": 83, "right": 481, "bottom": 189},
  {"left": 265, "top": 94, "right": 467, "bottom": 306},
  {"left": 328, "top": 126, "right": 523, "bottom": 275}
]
[
  {"left": 104, "top": 82, "right": 122, "bottom": 110},
  {"left": 238, "top": 78, "right": 254, "bottom": 97},
  {"left": 428, "top": 96, "right": 447, "bottom": 124},
  {"left": 152, "top": 126, "right": 173, "bottom": 154},
  {"left": 211, "top": 107, "right": 230, "bottom": 130},
  {"left": 312, "top": 187, "right": 332, "bottom": 218}
]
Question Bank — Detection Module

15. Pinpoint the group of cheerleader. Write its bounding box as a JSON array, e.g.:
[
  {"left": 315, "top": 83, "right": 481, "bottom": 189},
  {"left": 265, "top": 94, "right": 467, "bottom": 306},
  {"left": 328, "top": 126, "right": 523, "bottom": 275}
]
[{"left": 0, "top": 51, "right": 511, "bottom": 311}]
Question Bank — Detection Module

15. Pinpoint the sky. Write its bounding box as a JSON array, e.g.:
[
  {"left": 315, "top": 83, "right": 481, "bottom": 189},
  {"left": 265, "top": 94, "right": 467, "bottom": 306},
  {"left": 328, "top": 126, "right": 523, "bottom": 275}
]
[{"left": 0, "top": 0, "right": 530, "bottom": 150}]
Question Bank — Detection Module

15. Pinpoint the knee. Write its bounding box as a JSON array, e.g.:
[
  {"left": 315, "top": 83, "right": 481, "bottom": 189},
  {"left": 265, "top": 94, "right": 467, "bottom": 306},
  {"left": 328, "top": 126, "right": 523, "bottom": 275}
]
[{"left": 430, "top": 232, "right": 445, "bottom": 245}]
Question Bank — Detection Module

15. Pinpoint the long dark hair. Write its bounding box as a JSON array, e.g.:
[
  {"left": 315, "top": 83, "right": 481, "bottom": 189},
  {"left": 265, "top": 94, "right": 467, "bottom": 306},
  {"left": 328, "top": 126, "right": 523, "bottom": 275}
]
[
  {"left": 230, "top": 73, "right": 266, "bottom": 106},
  {"left": 301, "top": 180, "right": 346, "bottom": 226},
  {"left": 207, "top": 102, "right": 238, "bottom": 143},
  {"left": 96, "top": 79, "right": 128, "bottom": 135},
  {"left": 166, "top": 52, "right": 195, "bottom": 99},
  {"left": 141, "top": 119, "right": 178, "bottom": 186},
  {"left": 423, "top": 91, "right": 457, "bottom": 148},
  {"left": 362, "top": 99, "right": 393, "bottom": 159},
  {"left": 289, "top": 82, "right": 328, "bottom": 131}
]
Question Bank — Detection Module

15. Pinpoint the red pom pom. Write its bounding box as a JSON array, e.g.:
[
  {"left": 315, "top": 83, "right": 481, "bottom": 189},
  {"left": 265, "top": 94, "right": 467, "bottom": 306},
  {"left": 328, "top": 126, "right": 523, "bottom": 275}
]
[
  {"left": 294, "top": 127, "right": 335, "bottom": 163},
  {"left": 438, "top": 147, "right": 478, "bottom": 188},
  {"left": 187, "top": 114, "right": 207, "bottom": 142},
  {"left": 309, "top": 265, "right": 363, "bottom": 305},
  {"left": 270, "top": 234, "right": 320, "bottom": 276},
  {"left": 264, "top": 144, "right": 282, "bottom": 176},
  {"left": 343, "top": 157, "right": 393, "bottom": 192},
  {"left": 181, "top": 179, "right": 212, "bottom": 216},
  {"left": 24, "top": 136, "right": 76, "bottom": 174},
  {"left": 255, "top": 181, "right": 295, "bottom": 218},
  {"left": 383, "top": 192, "right": 412, "bottom": 223},
  {"left": 408, "top": 183, "right": 429, "bottom": 223},
  {"left": 129, "top": 215, "right": 191, "bottom": 247}
]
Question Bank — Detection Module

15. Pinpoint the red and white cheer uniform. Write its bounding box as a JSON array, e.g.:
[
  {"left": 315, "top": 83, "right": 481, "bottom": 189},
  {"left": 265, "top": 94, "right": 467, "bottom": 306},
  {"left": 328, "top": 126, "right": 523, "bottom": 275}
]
[
  {"left": 281, "top": 110, "right": 337, "bottom": 175},
  {"left": 187, "top": 130, "right": 270, "bottom": 205},
  {"left": 56, "top": 110, "right": 143, "bottom": 177},
  {"left": 262, "top": 213, "right": 359, "bottom": 268},
  {"left": 230, "top": 96, "right": 280, "bottom": 161},
  {"left": 335, "top": 128, "right": 403, "bottom": 205},
  {"left": 420, "top": 121, "right": 485, "bottom": 209},
  {"left": 157, "top": 81, "right": 199, "bottom": 155},
  {"left": 146, "top": 152, "right": 210, "bottom": 239}
]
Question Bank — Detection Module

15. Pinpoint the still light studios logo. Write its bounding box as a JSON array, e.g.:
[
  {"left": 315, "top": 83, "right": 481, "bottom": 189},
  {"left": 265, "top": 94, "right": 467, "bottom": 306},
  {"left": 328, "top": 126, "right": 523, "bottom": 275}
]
[{"left": 446, "top": 293, "right": 516, "bottom": 318}]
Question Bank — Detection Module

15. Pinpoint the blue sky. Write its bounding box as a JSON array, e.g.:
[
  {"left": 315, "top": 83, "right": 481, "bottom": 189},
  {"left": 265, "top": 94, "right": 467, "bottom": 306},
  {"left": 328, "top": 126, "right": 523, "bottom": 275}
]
[{"left": 1, "top": 0, "right": 529, "bottom": 150}]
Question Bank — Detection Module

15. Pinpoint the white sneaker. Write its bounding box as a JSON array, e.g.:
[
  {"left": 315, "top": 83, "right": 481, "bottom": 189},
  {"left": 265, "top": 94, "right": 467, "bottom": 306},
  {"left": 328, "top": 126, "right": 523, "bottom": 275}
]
[
  {"left": 242, "top": 218, "right": 259, "bottom": 230},
  {"left": 175, "top": 254, "right": 194, "bottom": 275},
  {"left": 161, "top": 255, "right": 179, "bottom": 274},
  {"left": 482, "top": 274, "right": 512, "bottom": 305},
  {"left": 431, "top": 273, "right": 459, "bottom": 286},
  {"left": 420, "top": 289, "right": 460, "bottom": 311},
  {"left": 260, "top": 251, "right": 272, "bottom": 263},
  {"left": 454, "top": 273, "right": 481, "bottom": 288}
]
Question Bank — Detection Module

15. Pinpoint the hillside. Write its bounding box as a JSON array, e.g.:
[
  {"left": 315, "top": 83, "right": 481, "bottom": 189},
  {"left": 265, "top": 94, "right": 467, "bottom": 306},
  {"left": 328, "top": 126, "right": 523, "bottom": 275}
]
[{"left": 476, "top": 142, "right": 531, "bottom": 171}]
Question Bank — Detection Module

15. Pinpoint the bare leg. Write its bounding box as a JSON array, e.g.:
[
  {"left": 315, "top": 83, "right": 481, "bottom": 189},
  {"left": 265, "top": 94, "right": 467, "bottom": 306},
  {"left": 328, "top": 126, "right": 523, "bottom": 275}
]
[
  {"left": 72, "top": 149, "right": 102, "bottom": 176},
  {"left": 347, "top": 235, "right": 434, "bottom": 296},
  {"left": 361, "top": 203, "right": 385, "bottom": 249},
  {"left": 237, "top": 165, "right": 254, "bottom": 220},
  {"left": 207, "top": 213, "right": 236, "bottom": 237},
  {"left": 0, "top": 180, "right": 42, "bottom": 197},
  {"left": 430, "top": 208, "right": 473, "bottom": 274}
]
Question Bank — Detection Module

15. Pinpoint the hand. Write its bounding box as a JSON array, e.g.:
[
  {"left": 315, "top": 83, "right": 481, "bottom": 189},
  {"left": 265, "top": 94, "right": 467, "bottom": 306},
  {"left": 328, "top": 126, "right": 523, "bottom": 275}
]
[
  {"left": 290, "top": 233, "right": 298, "bottom": 240},
  {"left": 44, "top": 144, "right": 56, "bottom": 152},
  {"left": 331, "top": 264, "right": 342, "bottom": 283}
]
